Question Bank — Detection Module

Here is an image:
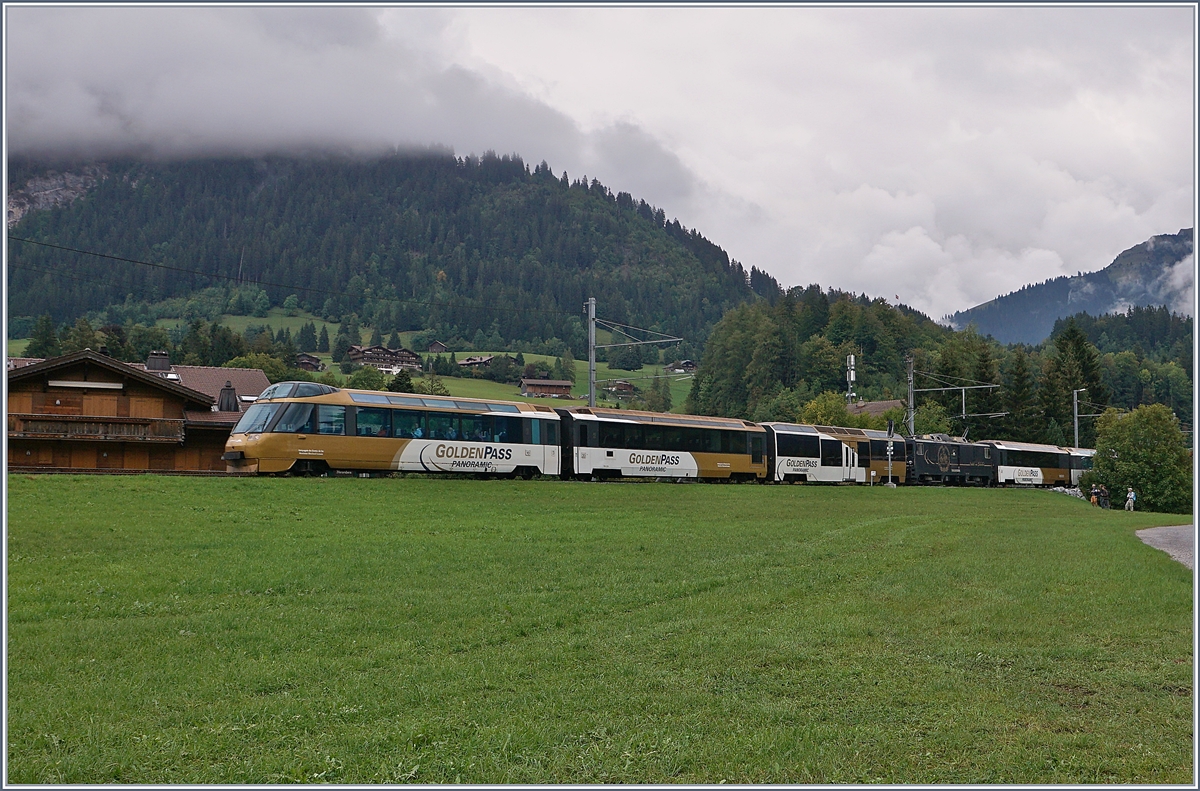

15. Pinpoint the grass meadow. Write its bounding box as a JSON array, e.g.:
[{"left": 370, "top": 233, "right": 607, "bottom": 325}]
[{"left": 6, "top": 476, "right": 1193, "bottom": 783}]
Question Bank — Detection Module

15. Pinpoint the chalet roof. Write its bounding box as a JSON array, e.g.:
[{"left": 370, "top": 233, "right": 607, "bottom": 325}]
[
  {"left": 8, "top": 349, "right": 216, "bottom": 407},
  {"left": 6, "top": 357, "right": 43, "bottom": 370},
  {"left": 184, "top": 410, "right": 244, "bottom": 428},
  {"left": 520, "top": 378, "right": 574, "bottom": 387},
  {"left": 128, "top": 363, "right": 270, "bottom": 404}
]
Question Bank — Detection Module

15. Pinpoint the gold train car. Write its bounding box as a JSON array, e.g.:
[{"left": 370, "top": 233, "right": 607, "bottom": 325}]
[{"left": 223, "top": 381, "right": 561, "bottom": 476}]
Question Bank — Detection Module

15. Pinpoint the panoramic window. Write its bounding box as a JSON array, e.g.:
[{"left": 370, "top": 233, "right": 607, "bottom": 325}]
[
  {"left": 426, "top": 413, "right": 459, "bottom": 440},
  {"left": 460, "top": 414, "right": 489, "bottom": 442},
  {"left": 317, "top": 405, "right": 346, "bottom": 435},
  {"left": 271, "top": 403, "right": 314, "bottom": 433},
  {"left": 356, "top": 407, "right": 391, "bottom": 437},
  {"left": 820, "top": 439, "right": 842, "bottom": 467},
  {"left": 393, "top": 410, "right": 425, "bottom": 439}
]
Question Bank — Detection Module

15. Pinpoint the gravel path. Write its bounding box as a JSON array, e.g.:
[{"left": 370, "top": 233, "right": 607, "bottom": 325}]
[{"left": 1136, "top": 525, "right": 1194, "bottom": 570}]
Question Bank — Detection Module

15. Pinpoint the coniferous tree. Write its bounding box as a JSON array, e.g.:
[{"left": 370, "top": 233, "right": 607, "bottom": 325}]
[
  {"left": 297, "top": 321, "right": 317, "bottom": 353},
  {"left": 317, "top": 325, "right": 330, "bottom": 352},
  {"left": 60, "top": 318, "right": 98, "bottom": 354},
  {"left": 1001, "top": 346, "right": 1038, "bottom": 442},
  {"left": 387, "top": 369, "right": 414, "bottom": 393},
  {"left": 387, "top": 329, "right": 401, "bottom": 349},
  {"left": 24, "top": 314, "right": 61, "bottom": 358},
  {"left": 370, "top": 326, "right": 383, "bottom": 346},
  {"left": 331, "top": 333, "right": 352, "bottom": 363}
]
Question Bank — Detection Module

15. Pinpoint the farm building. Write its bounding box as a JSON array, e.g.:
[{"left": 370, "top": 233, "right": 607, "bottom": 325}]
[
  {"left": 520, "top": 378, "right": 574, "bottom": 398},
  {"left": 7, "top": 349, "right": 268, "bottom": 473},
  {"left": 427, "top": 341, "right": 448, "bottom": 354}
]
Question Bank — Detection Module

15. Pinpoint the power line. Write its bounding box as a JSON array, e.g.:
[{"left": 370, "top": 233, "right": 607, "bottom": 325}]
[{"left": 7, "top": 236, "right": 577, "bottom": 318}]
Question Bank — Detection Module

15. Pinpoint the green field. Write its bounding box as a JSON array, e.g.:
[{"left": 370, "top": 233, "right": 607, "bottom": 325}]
[{"left": 6, "top": 476, "right": 1192, "bottom": 783}]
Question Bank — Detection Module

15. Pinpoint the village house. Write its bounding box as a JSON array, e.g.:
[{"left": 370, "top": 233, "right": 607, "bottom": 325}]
[
  {"left": 519, "top": 378, "right": 574, "bottom": 398},
  {"left": 426, "top": 340, "right": 448, "bottom": 354},
  {"left": 7, "top": 349, "right": 270, "bottom": 473},
  {"left": 345, "top": 344, "right": 422, "bottom": 373},
  {"left": 295, "top": 352, "right": 325, "bottom": 372}
]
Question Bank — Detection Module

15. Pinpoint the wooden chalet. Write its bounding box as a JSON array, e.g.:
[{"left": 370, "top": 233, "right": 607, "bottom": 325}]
[
  {"left": 295, "top": 352, "right": 325, "bottom": 372},
  {"left": 427, "top": 340, "right": 448, "bottom": 354},
  {"left": 458, "top": 354, "right": 515, "bottom": 369},
  {"left": 519, "top": 378, "right": 574, "bottom": 398},
  {"left": 346, "top": 344, "right": 422, "bottom": 371},
  {"left": 7, "top": 350, "right": 264, "bottom": 473}
]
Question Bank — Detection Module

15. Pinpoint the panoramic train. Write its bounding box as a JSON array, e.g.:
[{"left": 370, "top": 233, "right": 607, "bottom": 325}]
[{"left": 223, "top": 382, "right": 1095, "bottom": 486}]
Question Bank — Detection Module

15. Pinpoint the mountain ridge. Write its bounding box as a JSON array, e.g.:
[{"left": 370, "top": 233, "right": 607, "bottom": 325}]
[{"left": 948, "top": 228, "right": 1194, "bottom": 345}]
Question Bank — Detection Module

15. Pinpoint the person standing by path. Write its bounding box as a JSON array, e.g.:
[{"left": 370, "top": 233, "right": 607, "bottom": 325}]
[
  {"left": 1099, "top": 484, "right": 1110, "bottom": 509},
  {"left": 1125, "top": 487, "right": 1137, "bottom": 511}
]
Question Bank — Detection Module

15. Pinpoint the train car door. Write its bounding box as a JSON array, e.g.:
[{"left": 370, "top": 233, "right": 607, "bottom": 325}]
[{"left": 843, "top": 442, "right": 855, "bottom": 482}]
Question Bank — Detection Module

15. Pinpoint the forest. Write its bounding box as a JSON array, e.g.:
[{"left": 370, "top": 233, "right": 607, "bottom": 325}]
[
  {"left": 685, "top": 290, "right": 1192, "bottom": 448},
  {"left": 7, "top": 152, "right": 775, "bottom": 361}
]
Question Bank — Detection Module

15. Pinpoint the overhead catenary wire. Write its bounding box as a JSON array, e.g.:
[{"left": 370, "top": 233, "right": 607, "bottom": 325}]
[{"left": 7, "top": 236, "right": 578, "bottom": 318}]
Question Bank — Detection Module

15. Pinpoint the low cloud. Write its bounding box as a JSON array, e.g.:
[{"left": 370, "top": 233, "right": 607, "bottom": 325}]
[{"left": 5, "top": 6, "right": 1194, "bottom": 318}]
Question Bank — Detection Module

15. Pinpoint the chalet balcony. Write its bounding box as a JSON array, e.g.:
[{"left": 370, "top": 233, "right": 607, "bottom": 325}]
[{"left": 7, "top": 413, "right": 186, "bottom": 443}]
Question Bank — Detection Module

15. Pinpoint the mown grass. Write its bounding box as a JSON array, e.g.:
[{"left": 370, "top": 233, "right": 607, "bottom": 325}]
[{"left": 6, "top": 476, "right": 1192, "bottom": 783}]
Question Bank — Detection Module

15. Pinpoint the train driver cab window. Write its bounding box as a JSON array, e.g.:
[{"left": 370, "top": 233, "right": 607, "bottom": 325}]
[
  {"left": 317, "top": 405, "right": 346, "bottom": 435},
  {"left": 355, "top": 408, "right": 391, "bottom": 437},
  {"left": 272, "top": 403, "right": 314, "bottom": 433},
  {"left": 393, "top": 410, "right": 425, "bottom": 439}
]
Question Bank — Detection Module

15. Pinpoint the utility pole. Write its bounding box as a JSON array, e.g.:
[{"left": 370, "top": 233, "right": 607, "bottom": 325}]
[
  {"left": 1073, "top": 387, "right": 1087, "bottom": 448},
  {"left": 586, "top": 297, "right": 597, "bottom": 407},
  {"left": 845, "top": 354, "right": 857, "bottom": 403},
  {"left": 906, "top": 355, "right": 915, "bottom": 436},
  {"left": 584, "top": 297, "right": 682, "bottom": 407}
]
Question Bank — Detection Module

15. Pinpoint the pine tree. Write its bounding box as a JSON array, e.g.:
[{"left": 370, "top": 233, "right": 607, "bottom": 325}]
[
  {"left": 331, "top": 333, "right": 352, "bottom": 363},
  {"left": 966, "top": 339, "right": 1001, "bottom": 439},
  {"left": 387, "top": 369, "right": 414, "bottom": 393},
  {"left": 1002, "top": 347, "right": 1038, "bottom": 442},
  {"left": 297, "top": 321, "right": 317, "bottom": 353},
  {"left": 317, "top": 325, "right": 330, "bottom": 352},
  {"left": 60, "top": 318, "right": 98, "bottom": 354},
  {"left": 24, "top": 314, "right": 61, "bottom": 358},
  {"left": 370, "top": 326, "right": 383, "bottom": 346},
  {"left": 387, "top": 329, "right": 401, "bottom": 349}
]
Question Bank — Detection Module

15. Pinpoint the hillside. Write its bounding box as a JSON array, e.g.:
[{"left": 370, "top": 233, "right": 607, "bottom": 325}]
[
  {"left": 949, "top": 229, "right": 1194, "bottom": 344},
  {"left": 7, "top": 153, "right": 776, "bottom": 357}
]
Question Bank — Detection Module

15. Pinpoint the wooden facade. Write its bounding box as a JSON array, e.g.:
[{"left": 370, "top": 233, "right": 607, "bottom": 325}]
[
  {"left": 7, "top": 350, "right": 239, "bottom": 473},
  {"left": 520, "top": 378, "right": 575, "bottom": 397}
]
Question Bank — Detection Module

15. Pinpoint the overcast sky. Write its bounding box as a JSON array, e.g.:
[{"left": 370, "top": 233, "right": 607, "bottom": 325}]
[{"left": 5, "top": 4, "right": 1195, "bottom": 319}]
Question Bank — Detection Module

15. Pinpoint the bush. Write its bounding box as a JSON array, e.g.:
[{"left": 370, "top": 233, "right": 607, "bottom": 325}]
[
  {"left": 346, "top": 366, "right": 387, "bottom": 391},
  {"left": 1090, "top": 404, "right": 1192, "bottom": 514}
]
